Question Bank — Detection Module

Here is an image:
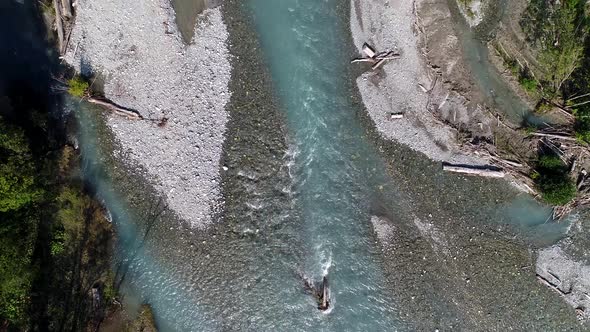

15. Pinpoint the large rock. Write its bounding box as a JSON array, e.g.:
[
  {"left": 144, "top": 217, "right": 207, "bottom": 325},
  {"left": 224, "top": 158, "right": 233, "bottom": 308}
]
[{"left": 536, "top": 245, "right": 590, "bottom": 321}]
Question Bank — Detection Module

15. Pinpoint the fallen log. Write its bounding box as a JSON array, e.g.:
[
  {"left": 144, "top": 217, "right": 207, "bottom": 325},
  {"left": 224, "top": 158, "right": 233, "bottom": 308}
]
[
  {"left": 531, "top": 132, "right": 577, "bottom": 141},
  {"left": 371, "top": 58, "right": 388, "bottom": 70},
  {"left": 351, "top": 58, "right": 376, "bottom": 64},
  {"left": 318, "top": 276, "right": 329, "bottom": 311},
  {"left": 489, "top": 155, "right": 524, "bottom": 168},
  {"left": 536, "top": 274, "right": 570, "bottom": 296},
  {"left": 87, "top": 97, "right": 142, "bottom": 120},
  {"left": 442, "top": 164, "right": 505, "bottom": 178},
  {"left": 61, "top": 0, "right": 72, "bottom": 18},
  {"left": 53, "top": 0, "right": 65, "bottom": 53}
]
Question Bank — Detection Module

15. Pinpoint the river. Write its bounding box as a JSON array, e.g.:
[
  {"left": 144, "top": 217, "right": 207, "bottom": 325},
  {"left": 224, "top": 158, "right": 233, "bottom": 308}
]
[{"left": 71, "top": 0, "right": 578, "bottom": 330}]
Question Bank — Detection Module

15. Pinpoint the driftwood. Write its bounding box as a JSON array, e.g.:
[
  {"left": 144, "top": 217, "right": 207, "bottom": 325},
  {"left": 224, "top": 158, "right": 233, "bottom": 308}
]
[
  {"left": 351, "top": 58, "right": 376, "bottom": 64},
  {"left": 553, "top": 195, "right": 590, "bottom": 220},
  {"left": 352, "top": 43, "right": 399, "bottom": 70},
  {"left": 374, "top": 51, "right": 400, "bottom": 60},
  {"left": 577, "top": 169, "right": 588, "bottom": 190},
  {"left": 372, "top": 52, "right": 400, "bottom": 70},
  {"left": 371, "top": 58, "right": 388, "bottom": 70},
  {"left": 547, "top": 100, "right": 576, "bottom": 119},
  {"left": 61, "top": 0, "right": 72, "bottom": 18},
  {"left": 536, "top": 274, "right": 570, "bottom": 297},
  {"left": 298, "top": 272, "right": 330, "bottom": 311},
  {"left": 318, "top": 276, "right": 329, "bottom": 311},
  {"left": 87, "top": 97, "right": 142, "bottom": 120},
  {"left": 531, "top": 132, "right": 577, "bottom": 141},
  {"left": 53, "top": 0, "right": 65, "bottom": 53},
  {"left": 351, "top": 54, "right": 400, "bottom": 65},
  {"left": 443, "top": 164, "right": 505, "bottom": 178},
  {"left": 489, "top": 155, "right": 523, "bottom": 168}
]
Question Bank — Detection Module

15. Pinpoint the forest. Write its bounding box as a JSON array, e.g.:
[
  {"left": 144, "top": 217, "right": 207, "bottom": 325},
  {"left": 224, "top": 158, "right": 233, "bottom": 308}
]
[{"left": 0, "top": 1, "right": 114, "bottom": 330}]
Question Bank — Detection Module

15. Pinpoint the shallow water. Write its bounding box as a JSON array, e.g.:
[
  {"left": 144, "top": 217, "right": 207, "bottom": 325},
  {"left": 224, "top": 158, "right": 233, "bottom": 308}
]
[
  {"left": 72, "top": 100, "right": 216, "bottom": 330},
  {"left": 70, "top": 0, "right": 576, "bottom": 330},
  {"left": 243, "top": 0, "right": 412, "bottom": 328},
  {"left": 171, "top": 0, "right": 206, "bottom": 43},
  {"left": 448, "top": 0, "right": 548, "bottom": 126}
]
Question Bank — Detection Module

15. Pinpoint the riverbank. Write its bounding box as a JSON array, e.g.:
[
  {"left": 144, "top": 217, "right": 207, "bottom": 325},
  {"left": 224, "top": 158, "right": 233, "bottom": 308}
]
[
  {"left": 350, "top": 0, "right": 482, "bottom": 165},
  {"left": 64, "top": 0, "right": 231, "bottom": 227},
  {"left": 351, "top": 0, "right": 590, "bottom": 325},
  {"left": 352, "top": 0, "right": 543, "bottom": 162}
]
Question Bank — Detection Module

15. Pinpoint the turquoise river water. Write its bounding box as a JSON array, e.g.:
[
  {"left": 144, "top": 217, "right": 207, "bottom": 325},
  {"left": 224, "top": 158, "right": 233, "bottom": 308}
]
[{"left": 71, "top": 0, "right": 576, "bottom": 330}]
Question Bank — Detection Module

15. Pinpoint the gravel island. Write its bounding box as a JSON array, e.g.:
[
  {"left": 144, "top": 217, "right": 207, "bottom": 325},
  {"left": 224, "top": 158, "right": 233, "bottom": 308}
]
[{"left": 65, "top": 0, "right": 231, "bottom": 227}]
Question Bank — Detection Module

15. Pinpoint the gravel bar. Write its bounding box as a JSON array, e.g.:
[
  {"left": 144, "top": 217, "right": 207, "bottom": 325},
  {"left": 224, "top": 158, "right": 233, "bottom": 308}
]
[
  {"left": 350, "top": 0, "right": 477, "bottom": 164},
  {"left": 65, "top": 0, "right": 231, "bottom": 227}
]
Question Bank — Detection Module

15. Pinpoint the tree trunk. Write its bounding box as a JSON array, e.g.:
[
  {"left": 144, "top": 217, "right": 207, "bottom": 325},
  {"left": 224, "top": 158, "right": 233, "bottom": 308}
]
[
  {"left": 443, "top": 164, "right": 505, "bottom": 178},
  {"left": 87, "top": 97, "right": 142, "bottom": 120},
  {"left": 53, "top": 0, "right": 65, "bottom": 54},
  {"left": 531, "top": 132, "right": 577, "bottom": 141}
]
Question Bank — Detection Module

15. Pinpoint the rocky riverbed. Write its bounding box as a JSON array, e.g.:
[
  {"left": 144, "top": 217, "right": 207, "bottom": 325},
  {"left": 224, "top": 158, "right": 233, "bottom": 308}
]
[
  {"left": 60, "top": 0, "right": 590, "bottom": 328},
  {"left": 64, "top": 0, "right": 231, "bottom": 227},
  {"left": 354, "top": 0, "right": 590, "bottom": 326}
]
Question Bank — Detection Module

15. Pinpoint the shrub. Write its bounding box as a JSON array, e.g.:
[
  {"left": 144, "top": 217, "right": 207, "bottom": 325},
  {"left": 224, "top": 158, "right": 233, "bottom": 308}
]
[
  {"left": 524, "top": 126, "right": 537, "bottom": 134},
  {"left": 520, "top": 77, "right": 538, "bottom": 93},
  {"left": 50, "top": 230, "right": 66, "bottom": 256},
  {"left": 574, "top": 107, "right": 590, "bottom": 144},
  {"left": 575, "top": 130, "right": 590, "bottom": 144},
  {"left": 534, "top": 154, "right": 576, "bottom": 205},
  {"left": 508, "top": 63, "right": 520, "bottom": 77},
  {"left": 0, "top": 119, "right": 43, "bottom": 212},
  {"left": 538, "top": 155, "right": 566, "bottom": 169},
  {"left": 536, "top": 102, "right": 553, "bottom": 113},
  {"left": 67, "top": 76, "right": 89, "bottom": 98},
  {"left": 538, "top": 175, "right": 577, "bottom": 205}
]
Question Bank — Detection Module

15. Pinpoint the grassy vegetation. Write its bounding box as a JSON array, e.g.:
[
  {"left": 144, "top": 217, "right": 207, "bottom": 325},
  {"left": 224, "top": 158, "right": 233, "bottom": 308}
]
[
  {"left": 574, "top": 108, "right": 590, "bottom": 143},
  {"left": 67, "top": 75, "right": 89, "bottom": 98},
  {"left": 519, "top": 77, "right": 539, "bottom": 94},
  {"left": 534, "top": 155, "right": 577, "bottom": 205},
  {"left": 496, "top": 45, "right": 540, "bottom": 95}
]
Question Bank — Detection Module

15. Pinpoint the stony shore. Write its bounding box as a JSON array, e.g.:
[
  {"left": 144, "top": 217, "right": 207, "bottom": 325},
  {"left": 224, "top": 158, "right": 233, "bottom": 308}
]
[
  {"left": 537, "top": 245, "right": 590, "bottom": 321},
  {"left": 350, "top": 0, "right": 481, "bottom": 165},
  {"left": 64, "top": 0, "right": 231, "bottom": 227},
  {"left": 354, "top": 0, "right": 590, "bottom": 324}
]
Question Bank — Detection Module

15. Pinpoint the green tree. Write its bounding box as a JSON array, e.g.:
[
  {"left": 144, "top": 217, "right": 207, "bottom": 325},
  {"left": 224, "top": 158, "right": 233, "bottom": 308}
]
[
  {"left": 0, "top": 238, "right": 33, "bottom": 326},
  {"left": 0, "top": 119, "right": 42, "bottom": 212},
  {"left": 522, "top": 0, "right": 589, "bottom": 98}
]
